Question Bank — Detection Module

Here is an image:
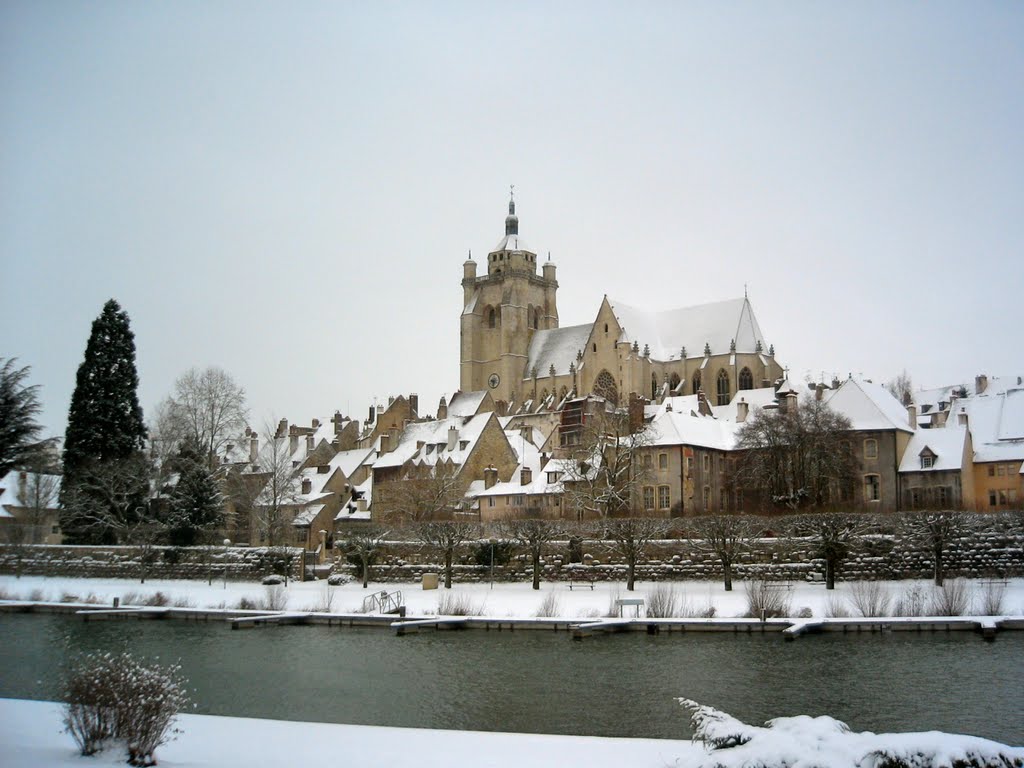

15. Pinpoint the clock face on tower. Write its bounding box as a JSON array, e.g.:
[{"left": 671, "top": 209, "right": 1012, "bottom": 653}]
[{"left": 488, "top": 373, "right": 500, "bottom": 389}]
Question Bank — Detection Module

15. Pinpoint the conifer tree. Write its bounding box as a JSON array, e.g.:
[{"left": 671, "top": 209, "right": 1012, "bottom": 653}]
[
  {"left": 0, "top": 357, "right": 54, "bottom": 474},
  {"left": 61, "top": 299, "right": 148, "bottom": 543},
  {"left": 168, "top": 438, "right": 223, "bottom": 546}
]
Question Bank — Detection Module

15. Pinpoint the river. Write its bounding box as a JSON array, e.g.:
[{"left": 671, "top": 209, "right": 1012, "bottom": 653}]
[{"left": 0, "top": 614, "right": 1021, "bottom": 744}]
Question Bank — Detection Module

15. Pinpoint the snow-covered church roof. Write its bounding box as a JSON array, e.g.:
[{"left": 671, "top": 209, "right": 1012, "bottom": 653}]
[
  {"left": 607, "top": 296, "right": 767, "bottom": 361},
  {"left": 524, "top": 324, "right": 592, "bottom": 379}
]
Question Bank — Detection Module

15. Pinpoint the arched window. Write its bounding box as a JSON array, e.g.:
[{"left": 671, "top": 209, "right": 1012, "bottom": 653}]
[
  {"left": 487, "top": 307, "right": 497, "bottom": 328},
  {"left": 739, "top": 367, "right": 754, "bottom": 391},
  {"left": 593, "top": 370, "right": 619, "bottom": 406},
  {"left": 716, "top": 369, "right": 730, "bottom": 406},
  {"left": 669, "top": 373, "right": 681, "bottom": 392},
  {"left": 652, "top": 374, "right": 658, "bottom": 399},
  {"left": 533, "top": 308, "right": 539, "bottom": 329},
  {"left": 692, "top": 370, "right": 702, "bottom": 394},
  {"left": 539, "top": 388, "right": 549, "bottom": 404}
]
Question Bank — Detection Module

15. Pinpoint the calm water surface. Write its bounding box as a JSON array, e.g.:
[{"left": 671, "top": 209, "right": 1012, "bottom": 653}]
[{"left": 1, "top": 614, "right": 1021, "bottom": 743}]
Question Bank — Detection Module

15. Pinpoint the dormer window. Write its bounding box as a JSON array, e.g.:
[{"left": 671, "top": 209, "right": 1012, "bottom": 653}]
[
  {"left": 426, "top": 445, "right": 434, "bottom": 455},
  {"left": 459, "top": 440, "right": 469, "bottom": 451},
  {"left": 547, "top": 471, "right": 561, "bottom": 483},
  {"left": 921, "top": 455, "right": 934, "bottom": 469}
]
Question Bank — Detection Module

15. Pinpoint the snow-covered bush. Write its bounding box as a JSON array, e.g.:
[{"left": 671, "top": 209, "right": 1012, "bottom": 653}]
[
  {"left": 534, "top": 591, "right": 561, "bottom": 617},
  {"left": 893, "top": 583, "right": 929, "bottom": 617},
  {"left": 743, "top": 580, "right": 791, "bottom": 618},
  {"left": 677, "top": 697, "right": 1024, "bottom": 767},
  {"left": 848, "top": 580, "right": 891, "bottom": 617},
  {"left": 261, "top": 574, "right": 285, "bottom": 586},
  {"left": 326, "top": 572, "right": 351, "bottom": 586},
  {"left": 930, "top": 578, "right": 972, "bottom": 616},
  {"left": 646, "top": 583, "right": 680, "bottom": 618},
  {"left": 977, "top": 580, "right": 1006, "bottom": 615},
  {"left": 824, "top": 594, "right": 851, "bottom": 618},
  {"left": 62, "top": 651, "right": 191, "bottom": 766}
]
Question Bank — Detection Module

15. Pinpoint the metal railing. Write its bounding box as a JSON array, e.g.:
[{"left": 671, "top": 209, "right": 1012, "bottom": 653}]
[{"left": 361, "top": 590, "right": 404, "bottom": 614}]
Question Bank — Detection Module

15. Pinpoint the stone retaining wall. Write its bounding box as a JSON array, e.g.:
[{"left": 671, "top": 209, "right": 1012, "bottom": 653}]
[{"left": 0, "top": 545, "right": 304, "bottom": 581}]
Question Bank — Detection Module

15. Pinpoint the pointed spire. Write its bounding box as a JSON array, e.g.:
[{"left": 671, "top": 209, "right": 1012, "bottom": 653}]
[{"left": 505, "top": 186, "right": 518, "bottom": 236}]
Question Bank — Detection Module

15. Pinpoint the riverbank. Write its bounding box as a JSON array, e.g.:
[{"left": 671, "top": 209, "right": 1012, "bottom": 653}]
[
  {"left": 3, "top": 698, "right": 1022, "bottom": 768},
  {"left": 2, "top": 574, "right": 1022, "bottom": 620}
]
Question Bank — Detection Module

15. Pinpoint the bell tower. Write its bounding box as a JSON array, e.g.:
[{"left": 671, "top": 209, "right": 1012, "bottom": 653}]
[{"left": 460, "top": 190, "right": 559, "bottom": 408}]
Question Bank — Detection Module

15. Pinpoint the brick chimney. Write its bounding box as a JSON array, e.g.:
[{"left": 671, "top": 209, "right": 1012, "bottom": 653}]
[
  {"left": 957, "top": 408, "right": 968, "bottom": 427},
  {"left": 249, "top": 435, "right": 258, "bottom": 462},
  {"left": 447, "top": 425, "right": 458, "bottom": 452},
  {"left": 736, "top": 398, "right": 749, "bottom": 423},
  {"left": 975, "top": 375, "right": 988, "bottom": 395},
  {"left": 786, "top": 391, "right": 799, "bottom": 413},
  {"left": 437, "top": 396, "right": 448, "bottom": 420},
  {"left": 697, "top": 390, "right": 713, "bottom": 417},
  {"left": 379, "top": 431, "right": 391, "bottom": 454},
  {"left": 306, "top": 434, "right": 315, "bottom": 453},
  {"left": 815, "top": 383, "right": 825, "bottom": 402},
  {"left": 629, "top": 393, "right": 645, "bottom": 432},
  {"left": 521, "top": 466, "right": 532, "bottom": 486},
  {"left": 908, "top": 403, "right": 917, "bottom": 430},
  {"left": 301, "top": 478, "right": 311, "bottom": 495},
  {"left": 311, "top": 418, "right": 320, "bottom": 429},
  {"left": 484, "top": 465, "right": 498, "bottom": 489},
  {"left": 409, "top": 393, "right": 419, "bottom": 416},
  {"left": 276, "top": 418, "right": 288, "bottom": 439}
]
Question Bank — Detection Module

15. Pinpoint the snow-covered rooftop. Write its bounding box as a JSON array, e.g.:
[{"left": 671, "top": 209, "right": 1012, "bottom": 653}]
[
  {"left": 824, "top": 378, "right": 914, "bottom": 433},
  {"left": 524, "top": 324, "right": 592, "bottom": 379},
  {"left": 898, "top": 426, "right": 969, "bottom": 473},
  {"left": 0, "top": 470, "right": 61, "bottom": 516},
  {"left": 491, "top": 233, "right": 533, "bottom": 253},
  {"left": 646, "top": 409, "right": 739, "bottom": 452},
  {"left": 607, "top": 296, "right": 767, "bottom": 361}
]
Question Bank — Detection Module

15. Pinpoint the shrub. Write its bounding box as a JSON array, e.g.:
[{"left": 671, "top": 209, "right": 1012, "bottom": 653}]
[
  {"left": 977, "top": 580, "right": 1006, "bottom": 616},
  {"left": 235, "top": 597, "right": 260, "bottom": 611},
  {"left": 326, "top": 573, "right": 351, "bottom": 586},
  {"left": 848, "top": 581, "right": 891, "bottom": 618},
  {"left": 171, "top": 596, "right": 196, "bottom": 608},
  {"left": 534, "top": 591, "right": 561, "bottom": 617},
  {"left": 121, "top": 591, "right": 142, "bottom": 606},
  {"left": 472, "top": 540, "right": 513, "bottom": 567},
  {"left": 61, "top": 651, "right": 191, "bottom": 766},
  {"left": 28, "top": 588, "right": 44, "bottom": 601},
  {"left": 646, "top": 583, "right": 680, "bottom": 618},
  {"left": 796, "top": 606, "right": 814, "bottom": 619},
  {"left": 437, "top": 592, "right": 480, "bottom": 616},
  {"left": 310, "top": 584, "right": 336, "bottom": 613},
  {"left": 743, "top": 580, "right": 792, "bottom": 619},
  {"left": 263, "top": 584, "right": 288, "bottom": 612},
  {"left": 143, "top": 592, "right": 170, "bottom": 607},
  {"left": 930, "top": 578, "right": 972, "bottom": 616},
  {"left": 161, "top": 547, "right": 182, "bottom": 565},
  {"left": 261, "top": 574, "right": 285, "bottom": 586},
  {"left": 892, "top": 584, "right": 929, "bottom": 617},
  {"left": 824, "top": 595, "right": 851, "bottom": 618}
]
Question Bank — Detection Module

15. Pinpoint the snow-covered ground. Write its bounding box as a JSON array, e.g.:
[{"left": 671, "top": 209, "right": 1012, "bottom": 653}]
[
  {"left": 2, "top": 698, "right": 1021, "bottom": 768},
  {"left": 2, "top": 573, "right": 1023, "bottom": 619}
]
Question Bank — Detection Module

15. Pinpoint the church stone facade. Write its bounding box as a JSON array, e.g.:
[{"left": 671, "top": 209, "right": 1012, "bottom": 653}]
[{"left": 461, "top": 196, "right": 785, "bottom": 412}]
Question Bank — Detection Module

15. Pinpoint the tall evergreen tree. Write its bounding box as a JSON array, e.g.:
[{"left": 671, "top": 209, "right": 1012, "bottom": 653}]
[
  {"left": 0, "top": 357, "right": 54, "bottom": 474},
  {"left": 61, "top": 299, "right": 148, "bottom": 543},
  {"left": 168, "top": 438, "right": 223, "bottom": 546}
]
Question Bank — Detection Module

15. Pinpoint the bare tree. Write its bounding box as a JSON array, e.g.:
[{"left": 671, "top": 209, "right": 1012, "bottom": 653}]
[
  {"left": 900, "top": 511, "right": 974, "bottom": 586},
  {"left": 600, "top": 517, "right": 669, "bottom": 591},
  {"left": 499, "top": 517, "right": 564, "bottom": 590},
  {"left": 414, "top": 520, "right": 479, "bottom": 589},
  {"left": 246, "top": 424, "right": 300, "bottom": 547},
  {"left": 159, "top": 367, "right": 248, "bottom": 464},
  {"left": 562, "top": 408, "right": 652, "bottom": 520},
  {"left": 735, "top": 396, "right": 856, "bottom": 510},
  {"left": 689, "top": 515, "right": 757, "bottom": 591},
  {"left": 61, "top": 455, "right": 166, "bottom": 582},
  {"left": 884, "top": 369, "right": 915, "bottom": 406},
  {"left": 341, "top": 526, "right": 390, "bottom": 589},
  {"left": 382, "top": 463, "right": 465, "bottom": 523},
  {"left": 788, "top": 512, "right": 873, "bottom": 590}
]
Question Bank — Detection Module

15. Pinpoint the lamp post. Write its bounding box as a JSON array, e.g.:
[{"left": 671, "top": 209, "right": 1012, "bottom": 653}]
[{"left": 489, "top": 538, "right": 497, "bottom": 589}]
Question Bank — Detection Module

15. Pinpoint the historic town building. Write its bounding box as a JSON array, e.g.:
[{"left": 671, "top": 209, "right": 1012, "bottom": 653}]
[{"left": 460, "top": 195, "right": 785, "bottom": 413}]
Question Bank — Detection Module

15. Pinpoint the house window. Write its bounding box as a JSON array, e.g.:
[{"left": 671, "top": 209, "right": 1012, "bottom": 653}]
[
  {"left": 937, "top": 487, "right": 949, "bottom": 507},
  {"left": 864, "top": 439, "right": 878, "bottom": 459},
  {"left": 513, "top": 495, "right": 524, "bottom": 506},
  {"left": 989, "top": 490, "right": 997, "bottom": 507},
  {"left": 997, "top": 464, "right": 1006, "bottom": 476},
  {"left": 921, "top": 455, "right": 934, "bottom": 469},
  {"left": 911, "top": 488, "right": 922, "bottom": 509},
  {"left": 703, "top": 486, "right": 711, "bottom": 509},
  {"left": 642, "top": 454, "right": 653, "bottom": 468},
  {"left": 459, "top": 440, "right": 469, "bottom": 451},
  {"left": 686, "top": 456, "right": 694, "bottom": 475},
  {"left": 547, "top": 471, "right": 561, "bottom": 483},
  {"left": 488, "top": 498, "right": 495, "bottom": 507},
  {"left": 658, "top": 485, "right": 670, "bottom": 509},
  {"left": 51, "top": 525, "right": 60, "bottom": 534},
  {"left": 658, "top": 453, "right": 668, "bottom": 470},
  {"left": 702, "top": 454, "right": 710, "bottom": 474},
  {"left": 987, "top": 466, "right": 995, "bottom": 477},
  {"left": 864, "top": 474, "right": 880, "bottom": 502},
  {"left": 643, "top": 486, "right": 655, "bottom": 510}
]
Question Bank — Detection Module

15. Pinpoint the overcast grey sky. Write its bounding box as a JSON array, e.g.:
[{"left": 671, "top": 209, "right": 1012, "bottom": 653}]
[{"left": 2, "top": 1, "right": 1021, "bottom": 439}]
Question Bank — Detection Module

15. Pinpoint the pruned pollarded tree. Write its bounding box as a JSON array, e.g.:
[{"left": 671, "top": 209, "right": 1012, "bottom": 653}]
[
  {"left": 414, "top": 519, "right": 479, "bottom": 589},
  {"left": 246, "top": 421, "right": 300, "bottom": 548},
  {"left": 787, "top": 512, "right": 874, "bottom": 590},
  {"left": 562, "top": 405, "right": 652, "bottom": 520},
  {"left": 600, "top": 516, "right": 669, "bottom": 591},
  {"left": 735, "top": 395, "right": 856, "bottom": 511},
  {"left": 499, "top": 517, "right": 565, "bottom": 590},
  {"left": 158, "top": 367, "right": 248, "bottom": 465},
  {"left": 900, "top": 511, "right": 974, "bottom": 586},
  {"left": 340, "top": 525, "right": 391, "bottom": 589},
  {"left": 689, "top": 514, "right": 758, "bottom": 591}
]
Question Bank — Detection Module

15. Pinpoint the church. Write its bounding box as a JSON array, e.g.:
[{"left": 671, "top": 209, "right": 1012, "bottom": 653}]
[{"left": 460, "top": 195, "right": 785, "bottom": 413}]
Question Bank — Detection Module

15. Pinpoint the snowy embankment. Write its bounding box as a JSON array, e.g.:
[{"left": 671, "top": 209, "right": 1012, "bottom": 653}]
[
  {"left": 2, "top": 698, "right": 1021, "bottom": 768},
  {"left": 2, "top": 574, "right": 1023, "bottom": 620}
]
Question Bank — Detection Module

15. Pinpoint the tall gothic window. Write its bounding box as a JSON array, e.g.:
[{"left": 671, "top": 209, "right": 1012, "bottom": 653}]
[
  {"left": 669, "top": 373, "right": 681, "bottom": 392},
  {"left": 593, "top": 370, "right": 619, "bottom": 406},
  {"left": 739, "top": 367, "right": 753, "bottom": 391},
  {"left": 716, "top": 369, "right": 730, "bottom": 406},
  {"left": 487, "top": 307, "right": 497, "bottom": 328},
  {"left": 652, "top": 374, "right": 658, "bottom": 399},
  {"left": 692, "top": 370, "right": 702, "bottom": 394}
]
